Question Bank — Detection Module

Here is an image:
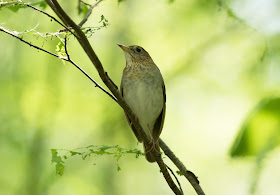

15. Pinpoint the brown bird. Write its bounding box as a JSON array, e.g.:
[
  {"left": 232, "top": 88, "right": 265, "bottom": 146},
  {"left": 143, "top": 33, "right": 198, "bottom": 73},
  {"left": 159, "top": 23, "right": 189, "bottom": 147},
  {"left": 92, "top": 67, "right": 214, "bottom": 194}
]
[{"left": 118, "top": 44, "right": 166, "bottom": 162}]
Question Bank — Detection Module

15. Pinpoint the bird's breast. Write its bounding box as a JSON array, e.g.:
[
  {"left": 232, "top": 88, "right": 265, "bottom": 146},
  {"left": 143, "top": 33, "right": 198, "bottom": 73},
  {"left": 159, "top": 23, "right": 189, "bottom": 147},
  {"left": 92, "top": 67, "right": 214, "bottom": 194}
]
[{"left": 122, "top": 71, "right": 163, "bottom": 136}]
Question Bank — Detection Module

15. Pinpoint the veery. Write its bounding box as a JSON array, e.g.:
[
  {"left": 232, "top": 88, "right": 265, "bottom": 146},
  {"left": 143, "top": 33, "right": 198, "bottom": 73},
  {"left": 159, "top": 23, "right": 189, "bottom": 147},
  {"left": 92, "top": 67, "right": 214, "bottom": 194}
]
[{"left": 118, "top": 44, "right": 166, "bottom": 163}]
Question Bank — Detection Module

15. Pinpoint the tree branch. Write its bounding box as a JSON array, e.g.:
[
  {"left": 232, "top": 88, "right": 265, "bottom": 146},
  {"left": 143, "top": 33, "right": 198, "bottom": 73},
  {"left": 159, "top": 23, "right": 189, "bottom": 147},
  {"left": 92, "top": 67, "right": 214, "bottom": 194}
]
[
  {"left": 78, "top": 0, "right": 104, "bottom": 27},
  {"left": 45, "top": 0, "right": 72, "bottom": 27},
  {"left": 159, "top": 139, "right": 205, "bottom": 195}
]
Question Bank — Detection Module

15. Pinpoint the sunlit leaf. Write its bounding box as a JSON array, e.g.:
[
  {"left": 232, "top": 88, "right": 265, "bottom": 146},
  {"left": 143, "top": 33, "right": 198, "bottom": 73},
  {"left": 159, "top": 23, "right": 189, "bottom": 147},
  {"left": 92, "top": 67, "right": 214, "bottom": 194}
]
[{"left": 230, "top": 97, "right": 280, "bottom": 157}]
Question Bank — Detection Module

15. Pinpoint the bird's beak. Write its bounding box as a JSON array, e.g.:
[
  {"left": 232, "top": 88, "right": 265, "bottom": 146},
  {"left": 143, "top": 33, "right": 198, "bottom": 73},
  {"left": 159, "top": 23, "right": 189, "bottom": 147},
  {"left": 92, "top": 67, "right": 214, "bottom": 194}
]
[{"left": 117, "top": 44, "right": 131, "bottom": 52}]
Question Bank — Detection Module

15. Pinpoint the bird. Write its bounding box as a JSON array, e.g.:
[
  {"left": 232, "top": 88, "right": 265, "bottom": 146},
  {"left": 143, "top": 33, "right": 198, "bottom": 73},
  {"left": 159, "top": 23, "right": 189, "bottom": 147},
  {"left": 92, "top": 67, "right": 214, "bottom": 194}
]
[{"left": 118, "top": 44, "right": 166, "bottom": 163}]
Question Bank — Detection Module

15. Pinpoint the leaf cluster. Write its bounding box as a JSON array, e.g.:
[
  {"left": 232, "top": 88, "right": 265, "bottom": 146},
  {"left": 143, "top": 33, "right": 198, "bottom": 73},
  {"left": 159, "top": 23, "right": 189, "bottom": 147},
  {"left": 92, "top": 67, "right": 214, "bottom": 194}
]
[{"left": 51, "top": 145, "right": 144, "bottom": 175}]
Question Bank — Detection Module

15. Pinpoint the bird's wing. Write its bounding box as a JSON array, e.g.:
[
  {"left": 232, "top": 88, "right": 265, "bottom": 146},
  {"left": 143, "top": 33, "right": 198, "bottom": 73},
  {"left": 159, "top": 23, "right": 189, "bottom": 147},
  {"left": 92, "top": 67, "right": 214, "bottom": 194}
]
[
  {"left": 152, "top": 82, "right": 166, "bottom": 142},
  {"left": 120, "top": 85, "right": 143, "bottom": 142}
]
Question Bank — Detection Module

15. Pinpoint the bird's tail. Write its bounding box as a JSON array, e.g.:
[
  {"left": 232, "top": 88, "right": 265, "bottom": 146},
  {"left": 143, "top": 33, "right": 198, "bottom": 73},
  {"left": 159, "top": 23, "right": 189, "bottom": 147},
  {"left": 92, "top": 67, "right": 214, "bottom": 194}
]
[{"left": 143, "top": 141, "right": 160, "bottom": 163}]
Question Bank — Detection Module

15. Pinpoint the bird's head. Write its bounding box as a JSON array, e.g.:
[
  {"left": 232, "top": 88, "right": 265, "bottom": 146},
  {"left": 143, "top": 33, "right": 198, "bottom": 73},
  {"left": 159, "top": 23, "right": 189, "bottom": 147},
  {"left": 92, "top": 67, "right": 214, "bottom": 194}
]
[{"left": 118, "top": 44, "right": 154, "bottom": 66}]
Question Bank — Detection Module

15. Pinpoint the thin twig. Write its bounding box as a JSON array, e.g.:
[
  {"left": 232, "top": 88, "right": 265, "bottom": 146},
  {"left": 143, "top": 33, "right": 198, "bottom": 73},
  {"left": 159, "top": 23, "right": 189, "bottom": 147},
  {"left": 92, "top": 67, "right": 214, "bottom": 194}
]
[
  {"left": 0, "top": 1, "right": 19, "bottom": 7},
  {"left": 154, "top": 153, "right": 183, "bottom": 194},
  {"left": 166, "top": 164, "right": 184, "bottom": 195},
  {"left": 0, "top": 26, "right": 64, "bottom": 59},
  {"left": 63, "top": 36, "right": 118, "bottom": 102},
  {"left": 79, "top": 0, "right": 104, "bottom": 27},
  {"left": 159, "top": 139, "right": 205, "bottom": 195},
  {"left": 80, "top": 0, "right": 91, "bottom": 7},
  {"left": 0, "top": 1, "right": 77, "bottom": 38},
  {"left": 0, "top": 26, "right": 117, "bottom": 103}
]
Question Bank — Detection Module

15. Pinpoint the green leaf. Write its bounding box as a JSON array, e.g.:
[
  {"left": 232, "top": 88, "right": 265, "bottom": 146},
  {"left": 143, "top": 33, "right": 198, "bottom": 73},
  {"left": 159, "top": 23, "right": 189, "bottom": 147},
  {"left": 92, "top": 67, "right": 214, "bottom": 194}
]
[
  {"left": 56, "top": 41, "right": 66, "bottom": 57},
  {"left": 176, "top": 170, "right": 183, "bottom": 176},
  {"left": 117, "top": 164, "right": 121, "bottom": 171},
  {"left": 51, "top": 149, "right": 65, "bottom": 176},
  {"left": 230, "top": 97, "right": 280, "bottom": 158},
  {"left": 100, "top": 15, "right": 105, "bottom": 21},
  {"left": 70, "top": 151, "right": 82, "bottom": 156},
  {"left": 99, "top": 145, "right": 118, "bottom": 152},
  {"left": 51, "top": 149, "right": 64, "bottom": 164},
  {"left": 51, "top": 145, "right": 143, "bottom": 175},
  {"left": 56, "top": 163, "right": 65, "bottom": 176}
]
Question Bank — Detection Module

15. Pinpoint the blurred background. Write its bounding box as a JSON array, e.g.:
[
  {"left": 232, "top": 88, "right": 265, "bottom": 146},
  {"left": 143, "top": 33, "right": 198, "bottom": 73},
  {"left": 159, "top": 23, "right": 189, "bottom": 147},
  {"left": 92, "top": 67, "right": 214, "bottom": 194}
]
[{"left": 1, "top": 0, "right": 280, "bottom": 194}]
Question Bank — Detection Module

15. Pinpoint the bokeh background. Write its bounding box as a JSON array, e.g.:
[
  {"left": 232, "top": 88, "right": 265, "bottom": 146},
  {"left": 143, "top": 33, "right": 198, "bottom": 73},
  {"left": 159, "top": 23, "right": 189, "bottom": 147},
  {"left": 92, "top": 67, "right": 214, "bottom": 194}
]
[{"left": 1, "top": 0, "right": 280, "bottom": 194}]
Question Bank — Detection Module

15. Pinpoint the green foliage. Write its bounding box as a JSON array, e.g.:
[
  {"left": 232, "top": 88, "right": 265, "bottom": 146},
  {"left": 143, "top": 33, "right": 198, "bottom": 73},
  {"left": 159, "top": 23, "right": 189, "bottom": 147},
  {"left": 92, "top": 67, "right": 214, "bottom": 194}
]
[
  {"left": 51, "top": 145, "right": 144, "bottom": 175},
  {"left": 0, "top": 1, "right": 47, "bottom": 12},
  {"left": 230, "top": 97, "right": 280, "bottom": 158},
  {"left": 99, "top": 14, "right": 109, "bottom": 28},
  {"left": 81, "top": 15, "right": 109, "bottom": 38},
  {"left": 176, "top": 170, "right": 183, "bottom": 176},
  {"left": 55, "top": 40, "right": 66, "bottom": 58},
  {"left": 51, "top": 149, "right": 65, "bottom": 176}
]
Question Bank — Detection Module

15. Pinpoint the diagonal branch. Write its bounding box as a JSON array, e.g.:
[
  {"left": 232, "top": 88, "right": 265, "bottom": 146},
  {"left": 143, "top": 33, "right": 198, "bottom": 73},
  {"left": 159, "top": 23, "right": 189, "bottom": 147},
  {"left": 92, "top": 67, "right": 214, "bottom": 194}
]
[
  {"left": 45, "top": 0, "right": 71, "bottom": 27},
  {"left": 78, "top": 0, "right": 104, "bottom": 27}
]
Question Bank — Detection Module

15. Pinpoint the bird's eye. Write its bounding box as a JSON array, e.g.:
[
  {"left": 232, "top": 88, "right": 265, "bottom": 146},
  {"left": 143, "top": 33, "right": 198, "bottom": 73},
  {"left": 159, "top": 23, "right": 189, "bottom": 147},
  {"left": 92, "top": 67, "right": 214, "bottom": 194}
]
[{"left": 136, "top": 47, "right": 142, "bottom": 52}]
